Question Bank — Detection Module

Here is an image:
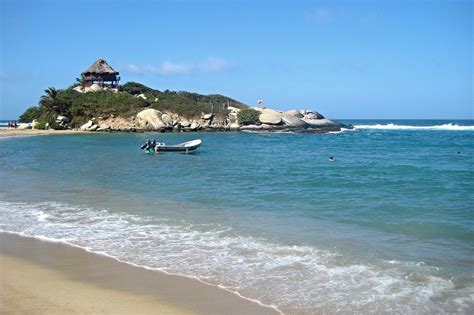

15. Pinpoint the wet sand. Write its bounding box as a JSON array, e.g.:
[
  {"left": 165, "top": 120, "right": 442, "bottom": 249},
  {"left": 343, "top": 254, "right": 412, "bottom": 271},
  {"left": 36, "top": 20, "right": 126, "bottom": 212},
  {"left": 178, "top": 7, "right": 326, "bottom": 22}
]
[{"left": 0, "top": 232, "right": 278, "bottom": 315}]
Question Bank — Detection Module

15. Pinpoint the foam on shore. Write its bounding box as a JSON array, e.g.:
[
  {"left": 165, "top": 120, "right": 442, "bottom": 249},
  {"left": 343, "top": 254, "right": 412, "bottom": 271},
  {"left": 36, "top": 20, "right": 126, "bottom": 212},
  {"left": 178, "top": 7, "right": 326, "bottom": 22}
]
[
  {"left": 1, "top": 199, "right": 471, "bottom": 314},
  {"left": 0, "top": 232, "right": 279, "bottom": 315}
]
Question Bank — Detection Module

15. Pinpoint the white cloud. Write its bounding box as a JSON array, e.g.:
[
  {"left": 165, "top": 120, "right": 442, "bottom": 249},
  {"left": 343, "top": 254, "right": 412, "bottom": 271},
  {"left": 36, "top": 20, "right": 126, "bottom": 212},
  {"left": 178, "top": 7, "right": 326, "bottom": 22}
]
[{"left": 123, "top": 57, "right": 231, "bottom": 77}]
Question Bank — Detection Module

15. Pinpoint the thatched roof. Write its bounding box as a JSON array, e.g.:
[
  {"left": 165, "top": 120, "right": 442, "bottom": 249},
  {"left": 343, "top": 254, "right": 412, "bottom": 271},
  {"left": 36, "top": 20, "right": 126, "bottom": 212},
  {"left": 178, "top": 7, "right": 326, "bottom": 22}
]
[{"left": 82, "top": 58, "right": 119, "bottom": 75}]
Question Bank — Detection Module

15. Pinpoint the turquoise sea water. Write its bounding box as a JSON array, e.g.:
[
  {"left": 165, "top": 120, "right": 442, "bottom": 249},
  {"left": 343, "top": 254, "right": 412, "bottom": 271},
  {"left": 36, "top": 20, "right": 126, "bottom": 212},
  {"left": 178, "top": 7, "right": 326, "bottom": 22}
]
[{"left": 1, "top": 120, "right": 473, "bottom": 314}]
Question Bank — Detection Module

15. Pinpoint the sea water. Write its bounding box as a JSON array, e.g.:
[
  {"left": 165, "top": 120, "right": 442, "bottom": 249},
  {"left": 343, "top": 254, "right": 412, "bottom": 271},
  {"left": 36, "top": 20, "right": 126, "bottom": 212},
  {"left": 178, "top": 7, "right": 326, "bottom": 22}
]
[{"left": 0, "top": 120, "right": 473, "bottom": 314}]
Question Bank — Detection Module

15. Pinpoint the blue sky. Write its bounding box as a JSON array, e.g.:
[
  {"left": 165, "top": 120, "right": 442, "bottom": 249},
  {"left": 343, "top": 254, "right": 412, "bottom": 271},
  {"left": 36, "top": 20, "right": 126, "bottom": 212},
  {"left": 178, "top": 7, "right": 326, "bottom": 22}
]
[{"left": 0, "top": 0, "right": 472, "bottom": 119}]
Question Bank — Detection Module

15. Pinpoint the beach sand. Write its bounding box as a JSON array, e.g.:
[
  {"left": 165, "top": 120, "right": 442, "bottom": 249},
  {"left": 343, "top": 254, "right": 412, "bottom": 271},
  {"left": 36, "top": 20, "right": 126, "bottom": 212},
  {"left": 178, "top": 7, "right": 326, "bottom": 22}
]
[
  {"left": 0, "top": 129, "right": 90, "bottom": 138},
  {"left": 0, "top": 232, "right": 278, "bottom": 315}
]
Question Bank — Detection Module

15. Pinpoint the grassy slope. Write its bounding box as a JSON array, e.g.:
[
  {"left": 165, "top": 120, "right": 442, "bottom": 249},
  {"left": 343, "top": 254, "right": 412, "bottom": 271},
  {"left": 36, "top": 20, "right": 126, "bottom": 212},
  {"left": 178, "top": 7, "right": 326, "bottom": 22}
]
[{"left": 20, "top": 82, "right": 248, "bottom": 127}]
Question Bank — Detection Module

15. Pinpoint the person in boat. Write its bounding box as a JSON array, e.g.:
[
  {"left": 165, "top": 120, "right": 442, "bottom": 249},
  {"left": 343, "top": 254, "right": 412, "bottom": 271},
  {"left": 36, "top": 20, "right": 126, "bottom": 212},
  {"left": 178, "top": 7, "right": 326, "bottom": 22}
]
[{"left": 140, "top": 140, "right": 152, "bottom": 150}]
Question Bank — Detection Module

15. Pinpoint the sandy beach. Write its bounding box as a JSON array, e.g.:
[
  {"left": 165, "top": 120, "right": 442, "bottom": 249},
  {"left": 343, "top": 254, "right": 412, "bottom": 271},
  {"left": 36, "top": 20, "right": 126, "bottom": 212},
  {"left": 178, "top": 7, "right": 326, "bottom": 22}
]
[
  {"left": 0, "top": 128, "right": 91, "bottom": 138},
  {"left": 0, "top": 232, "right": 278, "bottom": 315}
]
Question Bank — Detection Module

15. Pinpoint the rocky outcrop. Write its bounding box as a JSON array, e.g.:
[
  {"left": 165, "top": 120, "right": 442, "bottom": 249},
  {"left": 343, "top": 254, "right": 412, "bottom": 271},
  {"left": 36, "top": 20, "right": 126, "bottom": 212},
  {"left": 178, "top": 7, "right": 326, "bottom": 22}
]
[
  {"left": 281, "top": 114, "right": 307, "bottom": 128},
  {"left": 71, "top": 104, "right": 349, "bottom": 134},
  {"left": 161, "top": 114, "right": 173, "bottom": 125},
  {"left": 302, "top": 118, "right": 339, "bottom": 128},
  {"left": 180, "top": 120, "right": 191, "bottom": 127},
  {"left": 80, "top": 120, "right": 94, "bottom": 131},
  {"left": 285, "top": 110, "right": 304, "bottom": 118},
  {"left": 190, "top": 121, "right": 201, "bottom": 131},
  {"left": 304, "top": 111, "right": 324, "bottom": 120},
  {"left": 228, "top": 123, "right": 239, "bottom": 131}
]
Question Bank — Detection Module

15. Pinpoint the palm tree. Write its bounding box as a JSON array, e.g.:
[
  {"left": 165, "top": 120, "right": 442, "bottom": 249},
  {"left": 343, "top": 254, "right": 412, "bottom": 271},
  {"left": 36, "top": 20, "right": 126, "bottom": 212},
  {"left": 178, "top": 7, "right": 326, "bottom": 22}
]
[{"left": 40, "top": 87, "right": 65, "bottom": 119}]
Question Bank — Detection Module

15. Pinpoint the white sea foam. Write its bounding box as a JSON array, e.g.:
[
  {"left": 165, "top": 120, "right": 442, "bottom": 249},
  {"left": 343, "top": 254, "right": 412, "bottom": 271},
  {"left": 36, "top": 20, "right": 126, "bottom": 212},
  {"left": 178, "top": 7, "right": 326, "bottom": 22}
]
[
  {"left": 327, "top": 128, "right": 358, "bottom": 134},
  {"left": 1, "top": 199, "right": 472, "bottom": 314},
  {"left": 354, "top": 123, "right": 474, "bottom": 131},
  {"left": 35, "top": 211, "right": 49, "bottom": 222}
]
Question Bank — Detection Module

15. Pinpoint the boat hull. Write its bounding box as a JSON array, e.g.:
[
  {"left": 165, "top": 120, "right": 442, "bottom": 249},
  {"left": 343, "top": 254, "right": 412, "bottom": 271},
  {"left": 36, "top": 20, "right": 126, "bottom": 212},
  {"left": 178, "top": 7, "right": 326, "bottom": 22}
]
[{"left": 144, "top": 139, "right": 202, "bottom": 154}]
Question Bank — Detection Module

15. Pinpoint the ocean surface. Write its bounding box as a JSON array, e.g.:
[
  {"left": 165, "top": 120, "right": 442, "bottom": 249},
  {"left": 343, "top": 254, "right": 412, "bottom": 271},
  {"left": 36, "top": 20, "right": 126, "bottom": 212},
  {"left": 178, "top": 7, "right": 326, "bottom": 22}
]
[{"left": 1, "top": 119, "right": 473, "bottom": 314}]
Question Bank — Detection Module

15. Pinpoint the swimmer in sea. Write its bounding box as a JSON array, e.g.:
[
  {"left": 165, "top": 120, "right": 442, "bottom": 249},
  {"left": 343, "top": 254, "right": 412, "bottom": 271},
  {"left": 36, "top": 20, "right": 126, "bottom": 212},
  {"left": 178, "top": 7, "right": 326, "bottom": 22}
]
[{"left": 329, "top": 156, "right": 335, "bottom": 162}]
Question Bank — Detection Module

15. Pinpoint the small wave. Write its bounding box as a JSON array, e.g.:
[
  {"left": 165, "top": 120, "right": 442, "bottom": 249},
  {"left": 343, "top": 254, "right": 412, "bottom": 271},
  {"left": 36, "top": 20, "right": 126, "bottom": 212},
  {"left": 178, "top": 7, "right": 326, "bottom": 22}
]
[
  {"left": 240, "top": 130, "right": 296, "bottom": 134},
  {"left": 354, "top": 123, "right": 474, "bottom": 131},
  {"left": 1, "top": 199, "right": 472, "bottom": 314},
  {"left": 327, "top": 128, "right": 358, "bottom": 134}
]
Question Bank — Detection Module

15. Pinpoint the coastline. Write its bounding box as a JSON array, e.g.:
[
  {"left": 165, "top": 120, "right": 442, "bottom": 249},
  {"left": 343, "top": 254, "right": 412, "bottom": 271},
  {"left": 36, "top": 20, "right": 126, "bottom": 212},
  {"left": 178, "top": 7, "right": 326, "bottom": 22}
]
[
  {"left": 0, "top": 128, "right": 91, "bottom": 138},
  {"left": 0, "top": 232, "right": 279, "bottom": 315}
]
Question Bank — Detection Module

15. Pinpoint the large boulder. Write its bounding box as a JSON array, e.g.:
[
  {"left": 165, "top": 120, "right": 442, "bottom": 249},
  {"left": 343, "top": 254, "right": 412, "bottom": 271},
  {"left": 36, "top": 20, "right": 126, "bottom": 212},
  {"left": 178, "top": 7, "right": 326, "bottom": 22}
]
[
  {"left": 285, "top": 110, "right": 304, "bottom": 118},
  {"left": 97, "top": 125, "right": 111, "bottom": 132},
  {"left": 89, "top": 83, "right": 102, "bottom": 92},
  {"left": 136, "top": 109, "right": 168, "bottom": 130},
  {"left": 180, "top": 120, "right": 191, "bottom": 127},
  {"left": 281, "top": 114, "right": 307, "bottom": 128},
  {"left": 88, "top": 124, "right": 99, "bottom": 131},
  {"left": 229, "top": 123, "right": 240, "bottom": 131},
  {"left": 202, "top": 113, "right": 213, "bottom": 120},
  {"left": 259, "top": 109, "right": 282, "bottom": 125},
  {"left": 80, "top": 120, "right": 94, "bottom": 131},
  {"left": 304, "top": 112, "right": 324, "bottom": 120},
  {"left": 161, "top": 114, "right": 173, "bottom": 125},
  {"left": 17, "top": 123, "right": 31, "bottom": 130},
  {"left": 190, "top": 121, "right": 201, "bottom": 130},
  {"left": 303, "top": 118, "right": 340, "bottom": 128}
]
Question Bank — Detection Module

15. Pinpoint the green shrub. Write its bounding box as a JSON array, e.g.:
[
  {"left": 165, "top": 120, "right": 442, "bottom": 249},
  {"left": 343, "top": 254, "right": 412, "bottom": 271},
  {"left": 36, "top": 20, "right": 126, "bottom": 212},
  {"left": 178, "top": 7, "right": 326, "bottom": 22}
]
[
  {"left": 237, "top": 108, "right": 260, "bottom": 125},
  {"left": 19, "top": 82, "right": 250, "bottom": 127},
  {"left": 34, "top": 117, "right": 49, "bottom": 130},
  {"left": 19, "top": 106, "right": 40, "bottom": 122},
  {"left": 121, "top": 82, "right": 153, "bottom": 95}
]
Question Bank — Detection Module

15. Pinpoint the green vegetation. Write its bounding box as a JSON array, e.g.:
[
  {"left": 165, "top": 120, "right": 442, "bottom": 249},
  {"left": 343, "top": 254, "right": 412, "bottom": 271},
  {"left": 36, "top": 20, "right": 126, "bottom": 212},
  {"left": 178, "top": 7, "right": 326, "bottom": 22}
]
[
  {"left": 19, "top": 82, "right": 248, "bottom": 127},
  {"left": 237, "top": 108, "right": 260, "bottom": 125},
  {"left": 121, "top": 82, "right": 153, "bottom": 95},
  {"left": 19, "top": 106, "right": 40, "bottom": 123}
]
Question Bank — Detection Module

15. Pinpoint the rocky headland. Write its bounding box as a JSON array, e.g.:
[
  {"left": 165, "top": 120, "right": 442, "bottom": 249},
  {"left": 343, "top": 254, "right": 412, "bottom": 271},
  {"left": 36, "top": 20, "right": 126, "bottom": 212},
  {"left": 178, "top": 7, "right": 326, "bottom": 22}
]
[{"left": 18, "top": 82, "right": 352, "bottom": 134}]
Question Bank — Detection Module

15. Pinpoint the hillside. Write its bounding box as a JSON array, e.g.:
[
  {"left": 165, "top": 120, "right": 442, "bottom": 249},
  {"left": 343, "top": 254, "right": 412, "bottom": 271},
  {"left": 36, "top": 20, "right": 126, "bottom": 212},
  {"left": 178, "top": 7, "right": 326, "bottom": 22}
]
[{"left": 19, "top": 82, "right": 248, "bottom": 128}]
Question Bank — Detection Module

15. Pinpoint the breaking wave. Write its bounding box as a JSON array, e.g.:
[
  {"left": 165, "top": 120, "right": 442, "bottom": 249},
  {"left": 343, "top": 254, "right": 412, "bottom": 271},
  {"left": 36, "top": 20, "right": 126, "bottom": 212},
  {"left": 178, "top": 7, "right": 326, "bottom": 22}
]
[{"left": 354, "top": 123, "right": 474, "bottom": 131}]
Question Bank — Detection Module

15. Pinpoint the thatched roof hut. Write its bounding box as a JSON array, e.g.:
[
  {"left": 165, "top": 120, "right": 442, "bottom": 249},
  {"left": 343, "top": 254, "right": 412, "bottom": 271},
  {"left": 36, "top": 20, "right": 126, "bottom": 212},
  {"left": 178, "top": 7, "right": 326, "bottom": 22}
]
[{"left": 81, "top": 58, "right": 120, "bottom": 87}]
